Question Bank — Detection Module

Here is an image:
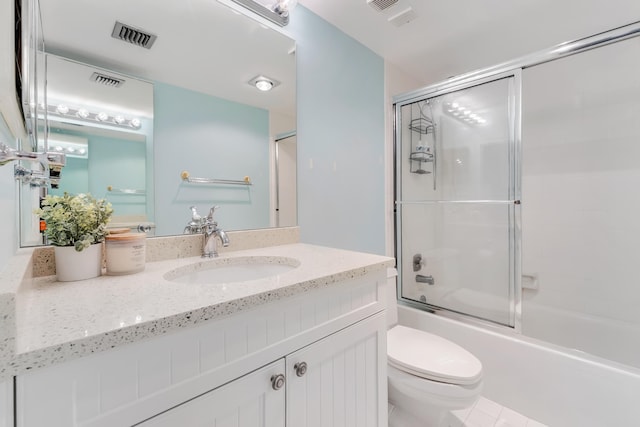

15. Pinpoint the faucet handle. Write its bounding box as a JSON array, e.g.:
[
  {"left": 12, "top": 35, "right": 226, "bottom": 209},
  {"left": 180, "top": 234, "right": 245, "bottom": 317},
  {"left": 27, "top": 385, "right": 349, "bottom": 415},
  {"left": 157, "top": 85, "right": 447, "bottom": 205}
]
[
  {"left": 207, "top": 205, "right": 221, "bottom": 220},
  {"left": 189, "top": 206, "right": 201, "bottom": 222}
]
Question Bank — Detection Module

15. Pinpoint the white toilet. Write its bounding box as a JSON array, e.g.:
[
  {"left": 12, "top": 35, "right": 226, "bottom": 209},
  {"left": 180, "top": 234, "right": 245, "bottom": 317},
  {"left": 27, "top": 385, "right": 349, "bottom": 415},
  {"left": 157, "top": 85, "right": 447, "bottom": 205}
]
[{"left": 386, "top": 270, "right": 483, "bottom": 427}]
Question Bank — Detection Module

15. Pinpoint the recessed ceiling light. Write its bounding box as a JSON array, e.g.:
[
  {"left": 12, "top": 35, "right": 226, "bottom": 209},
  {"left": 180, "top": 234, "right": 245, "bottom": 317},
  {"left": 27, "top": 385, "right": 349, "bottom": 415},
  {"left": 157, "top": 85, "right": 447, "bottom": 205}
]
[
  {"left": 255, "top": 79, "right": 273, "bottom": 91},
  {"left": 248, "top": 75, "right": 280, "bottom": 92}
]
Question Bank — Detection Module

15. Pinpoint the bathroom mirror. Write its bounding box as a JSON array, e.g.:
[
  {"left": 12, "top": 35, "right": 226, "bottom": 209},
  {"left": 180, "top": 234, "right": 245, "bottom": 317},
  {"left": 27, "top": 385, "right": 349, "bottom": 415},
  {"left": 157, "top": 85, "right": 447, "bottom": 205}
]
[{"left": 20, "top": 0, "right": 297, "bottom": 246}]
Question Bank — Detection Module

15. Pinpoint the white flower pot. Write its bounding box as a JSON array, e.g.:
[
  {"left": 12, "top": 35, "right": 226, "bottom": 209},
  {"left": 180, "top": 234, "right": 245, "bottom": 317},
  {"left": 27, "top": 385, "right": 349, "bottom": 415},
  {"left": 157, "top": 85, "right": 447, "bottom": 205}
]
[{"left": 54, "top": 243, "right": 103, "bottom": 282}]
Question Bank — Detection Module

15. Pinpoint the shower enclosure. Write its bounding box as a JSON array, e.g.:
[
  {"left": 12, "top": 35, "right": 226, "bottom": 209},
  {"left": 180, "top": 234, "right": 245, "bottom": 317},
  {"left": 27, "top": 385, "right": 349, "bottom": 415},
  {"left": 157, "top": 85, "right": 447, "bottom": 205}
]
[
  {"left": 395, "top": 71, "right": 521, "bottom": 328},
  {"left": 394, "top": 22, "right": 640, "bottom": 370}
]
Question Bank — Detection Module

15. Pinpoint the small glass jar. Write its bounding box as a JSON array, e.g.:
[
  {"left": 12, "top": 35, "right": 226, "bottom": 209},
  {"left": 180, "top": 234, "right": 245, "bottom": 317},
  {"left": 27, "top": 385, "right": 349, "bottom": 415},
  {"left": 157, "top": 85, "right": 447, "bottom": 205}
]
[{"left": 105, "top": 232, "right": 146, "bottom": 275}]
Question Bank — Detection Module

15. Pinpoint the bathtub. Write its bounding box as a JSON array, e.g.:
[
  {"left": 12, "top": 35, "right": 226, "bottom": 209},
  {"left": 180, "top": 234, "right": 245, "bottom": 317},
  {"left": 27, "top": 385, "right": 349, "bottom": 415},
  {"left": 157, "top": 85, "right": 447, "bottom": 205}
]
[{"left": 398, "top": 304, "right": 640, "bottom": 426}]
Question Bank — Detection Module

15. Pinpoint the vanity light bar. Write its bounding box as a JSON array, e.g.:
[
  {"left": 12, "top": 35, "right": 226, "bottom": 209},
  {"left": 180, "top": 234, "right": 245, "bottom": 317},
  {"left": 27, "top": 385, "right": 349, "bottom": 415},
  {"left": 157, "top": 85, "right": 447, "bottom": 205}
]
[
  {"left": 46, "top": 104, "right": 142, "bottom": 130},
  {"left": 226, "top": 0, "right": 290, "bottom": 26}
]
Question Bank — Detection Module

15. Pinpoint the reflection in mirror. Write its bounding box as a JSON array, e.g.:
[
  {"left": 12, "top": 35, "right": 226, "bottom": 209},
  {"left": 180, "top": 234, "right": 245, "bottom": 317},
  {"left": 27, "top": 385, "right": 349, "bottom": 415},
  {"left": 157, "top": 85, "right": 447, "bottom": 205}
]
[
  {"left": 47, "top": 55, "right": 153, "bottom": 228},
  {"left": 20, "top": 55, "right": 154, "bottom": 247},
  {"left": 20, "top": 0, "right": 297, "bottom": 247}
]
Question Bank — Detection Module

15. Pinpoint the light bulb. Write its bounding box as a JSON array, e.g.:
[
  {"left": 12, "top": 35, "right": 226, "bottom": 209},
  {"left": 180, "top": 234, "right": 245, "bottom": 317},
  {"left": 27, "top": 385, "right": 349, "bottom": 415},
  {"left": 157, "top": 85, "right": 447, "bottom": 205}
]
[
  {"left": 452, "top": 103, "right": 459, "bottom": 108},
  {"left": 114, "top": 115, "right": 125, "bottom": 125},
  {"left": 255, "top": 79, "right": 274, "bottom": 91},
  {"left": 130, "top": 118, "right": 141, "bottom": 129},
  {"left": 77, "top": 109, "right": 90, "bottom": 119},
  {"left": 97, "top": 112, "right": 109, "bottom": 122},
  {"left": 56, "top": 104, "right": 69, "bottom": 115}
]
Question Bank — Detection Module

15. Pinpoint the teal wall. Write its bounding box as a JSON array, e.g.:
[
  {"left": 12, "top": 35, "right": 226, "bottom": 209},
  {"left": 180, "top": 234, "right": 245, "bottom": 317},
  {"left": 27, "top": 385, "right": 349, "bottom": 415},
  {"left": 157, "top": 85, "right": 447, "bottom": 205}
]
[
  {"left": 90, "top": 134, "right": 146, "bottom": 216},
  {"left": 288, "top": 7, "right": 386, "bottom": 255},
  {"left": 153, "top": 82, "right": 270, "bottom": 236},
  {"left": 50, "top": 156, "right": 89, "bottom": 195},
  {"left": 49, "top": 130, "right": 147, "bottom": 216}
]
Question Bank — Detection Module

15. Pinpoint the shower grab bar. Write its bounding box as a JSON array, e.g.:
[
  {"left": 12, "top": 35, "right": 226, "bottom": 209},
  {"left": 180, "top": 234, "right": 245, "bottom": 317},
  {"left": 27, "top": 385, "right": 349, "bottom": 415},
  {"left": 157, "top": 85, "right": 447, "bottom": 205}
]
[
  {"left": 107, "top": 186, "right": 146, "bottom": 195},
  {"left": 397, "top": 200, "right": 521, "bottom": 205},
  {"left": 180, "top": 170, "right": 252, "bottom": 186}
]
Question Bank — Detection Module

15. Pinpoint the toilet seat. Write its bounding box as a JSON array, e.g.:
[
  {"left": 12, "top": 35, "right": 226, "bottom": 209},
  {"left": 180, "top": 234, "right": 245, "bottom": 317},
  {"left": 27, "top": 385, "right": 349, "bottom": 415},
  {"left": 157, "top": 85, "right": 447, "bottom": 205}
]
[{"left": 387, "top": 325, "right": 482, "bottom": 385}]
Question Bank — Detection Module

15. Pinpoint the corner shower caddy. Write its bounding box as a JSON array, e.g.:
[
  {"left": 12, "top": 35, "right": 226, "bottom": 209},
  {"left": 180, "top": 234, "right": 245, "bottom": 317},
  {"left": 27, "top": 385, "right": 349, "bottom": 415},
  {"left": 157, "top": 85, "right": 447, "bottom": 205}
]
[{"left": 408, "top": 104, "right": 437, "bottom": 190}]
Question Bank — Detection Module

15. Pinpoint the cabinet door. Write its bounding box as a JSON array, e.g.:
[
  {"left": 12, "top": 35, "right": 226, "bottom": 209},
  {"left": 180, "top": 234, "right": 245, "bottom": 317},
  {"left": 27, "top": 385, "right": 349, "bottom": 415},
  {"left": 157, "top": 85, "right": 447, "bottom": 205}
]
[
  {"left": 286, "top": 312, "right": 387, "bottom": 427},
  {"left": 138, "top": 359, "right": 285, "bottom": 427}
]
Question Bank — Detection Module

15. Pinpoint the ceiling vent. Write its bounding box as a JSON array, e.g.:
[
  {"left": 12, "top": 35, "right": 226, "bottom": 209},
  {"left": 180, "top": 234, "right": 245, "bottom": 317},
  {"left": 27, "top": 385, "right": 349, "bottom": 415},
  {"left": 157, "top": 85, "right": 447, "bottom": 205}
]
[
  {"left": 388, "top": 6, "right": 418, "bottom": 27},
  {"left": 367, "top": 0, "right": 398, "bottom": 12},
  {"left": 111, "top": 21, "right": 157, "bottom": 49},
  {"left": 90, "top": 72, "right": 125, "bottom": 88}
]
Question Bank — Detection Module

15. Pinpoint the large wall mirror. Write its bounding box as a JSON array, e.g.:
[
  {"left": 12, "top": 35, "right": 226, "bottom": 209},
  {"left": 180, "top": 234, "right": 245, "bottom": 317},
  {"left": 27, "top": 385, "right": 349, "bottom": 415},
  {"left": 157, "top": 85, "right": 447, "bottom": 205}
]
[{"left": 20, "top": 0, "right": 297, "bottom": 246}]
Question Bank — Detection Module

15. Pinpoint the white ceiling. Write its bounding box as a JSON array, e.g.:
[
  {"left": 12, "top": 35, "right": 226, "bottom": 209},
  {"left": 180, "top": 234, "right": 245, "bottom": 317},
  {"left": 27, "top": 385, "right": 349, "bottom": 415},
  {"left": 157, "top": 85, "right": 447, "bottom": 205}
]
[
  {"left": 38, "top": 0, "right": 640, "bottom": 115},
  {"left": 298, "top": 0, "right": 640, "bottom": 86},
  {"left": 38, "top": 0, "right": 296, "bottom": 117}
]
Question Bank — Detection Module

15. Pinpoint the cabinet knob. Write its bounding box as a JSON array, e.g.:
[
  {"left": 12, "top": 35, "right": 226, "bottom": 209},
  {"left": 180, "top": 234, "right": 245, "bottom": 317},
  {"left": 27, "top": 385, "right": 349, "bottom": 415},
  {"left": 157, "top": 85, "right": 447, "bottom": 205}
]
[
  {"left": 271, "top": 374, "right": 285, "bottom": 390},
  {"left": 294, "top": 361, "right": 308, "bottom": 377}
]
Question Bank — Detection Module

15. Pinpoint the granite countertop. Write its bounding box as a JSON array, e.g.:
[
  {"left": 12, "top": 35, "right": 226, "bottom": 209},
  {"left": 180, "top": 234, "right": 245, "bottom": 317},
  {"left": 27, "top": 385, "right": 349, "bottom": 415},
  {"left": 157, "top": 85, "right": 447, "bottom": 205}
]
[{"left": 1, "top": 243, "right": 394, "bottom": 379}]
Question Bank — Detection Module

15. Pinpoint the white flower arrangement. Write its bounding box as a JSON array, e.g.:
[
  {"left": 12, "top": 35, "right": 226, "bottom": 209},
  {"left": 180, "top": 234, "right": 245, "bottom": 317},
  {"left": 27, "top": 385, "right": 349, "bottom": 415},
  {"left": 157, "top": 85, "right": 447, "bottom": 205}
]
[{"left": 36, "top": 193, "right": 113, "bottom": 252}]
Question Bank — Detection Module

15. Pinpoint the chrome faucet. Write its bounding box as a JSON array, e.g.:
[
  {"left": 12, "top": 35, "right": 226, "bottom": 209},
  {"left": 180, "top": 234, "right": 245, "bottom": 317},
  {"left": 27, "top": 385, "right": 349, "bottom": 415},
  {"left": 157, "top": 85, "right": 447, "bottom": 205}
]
[
  {"left": 416, "top": 274, "right": 435, "bottom": 285},
  {"left": 202, "top": 206, "right": 229, "bottom": 257},
  {"left": 184, "top": 206, "right": 230, "bottom": 257},
  {"left": 184, "top": 206, "right": 204, "bottom": 235}
]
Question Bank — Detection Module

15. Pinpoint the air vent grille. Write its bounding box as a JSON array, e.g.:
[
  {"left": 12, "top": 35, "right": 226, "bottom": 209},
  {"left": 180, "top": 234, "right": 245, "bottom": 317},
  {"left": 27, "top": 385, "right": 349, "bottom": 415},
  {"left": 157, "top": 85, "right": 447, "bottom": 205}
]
[
  {"left": 367, "top": 0, "right": 399, "bottom": 11},
  {"left": 90, "top": 72, "right": 125, "bottom": 88},
  {"left": 111, "top": 21, "right": 157, "bottom": 49}
]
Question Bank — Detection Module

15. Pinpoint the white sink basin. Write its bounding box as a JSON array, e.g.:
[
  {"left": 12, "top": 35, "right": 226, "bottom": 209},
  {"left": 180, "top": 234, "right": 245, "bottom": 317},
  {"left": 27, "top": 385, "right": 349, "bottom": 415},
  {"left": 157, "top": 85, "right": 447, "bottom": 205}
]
[{"left": 164, "top": 256, "right": 300, "bottom": 285}]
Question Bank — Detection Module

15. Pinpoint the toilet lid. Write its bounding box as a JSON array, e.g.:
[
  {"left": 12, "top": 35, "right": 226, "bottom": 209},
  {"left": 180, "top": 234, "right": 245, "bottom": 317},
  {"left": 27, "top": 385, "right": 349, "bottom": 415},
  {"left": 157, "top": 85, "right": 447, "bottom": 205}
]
[{"left": 387, "top": 325, "right": 482, "bottom": 385}]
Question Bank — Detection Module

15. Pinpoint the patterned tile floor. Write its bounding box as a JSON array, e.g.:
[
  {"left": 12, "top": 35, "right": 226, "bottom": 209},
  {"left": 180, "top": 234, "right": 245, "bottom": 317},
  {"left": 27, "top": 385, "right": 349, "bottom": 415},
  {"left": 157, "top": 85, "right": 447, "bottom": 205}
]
[{"left": 449, "top": 397, "right": 547, "bottom": 427}]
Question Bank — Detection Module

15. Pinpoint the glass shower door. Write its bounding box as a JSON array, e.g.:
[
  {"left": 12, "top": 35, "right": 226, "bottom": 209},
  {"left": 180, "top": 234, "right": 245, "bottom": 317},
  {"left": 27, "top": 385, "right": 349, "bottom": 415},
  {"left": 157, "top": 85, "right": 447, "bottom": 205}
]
[{"left": 395, "top": 73, "right": 520, "bottom": 327}]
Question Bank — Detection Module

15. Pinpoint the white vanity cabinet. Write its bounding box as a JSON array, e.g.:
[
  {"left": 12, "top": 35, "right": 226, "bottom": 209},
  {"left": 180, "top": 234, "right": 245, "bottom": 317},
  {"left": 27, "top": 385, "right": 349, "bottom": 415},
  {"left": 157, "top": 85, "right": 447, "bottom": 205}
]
[
  {"left": 15, "top": 272, "right": 388, "bottom": 427},
  {"left": 286, "top": 313, "right": 385, "bottom": 426},
  {"left": 141, "top": 313, "right": 385, "bottom": 427}
]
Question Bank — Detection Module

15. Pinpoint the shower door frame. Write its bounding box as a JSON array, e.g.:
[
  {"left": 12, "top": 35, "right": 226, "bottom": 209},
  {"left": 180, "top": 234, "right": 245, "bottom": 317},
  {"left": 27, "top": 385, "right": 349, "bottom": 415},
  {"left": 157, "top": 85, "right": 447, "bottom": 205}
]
[
  {"left": 394, "top": 69, "right": 523, "bottom": 331},
  {"left": 393, "top": 20, "right": 640, "bottom": 332}
]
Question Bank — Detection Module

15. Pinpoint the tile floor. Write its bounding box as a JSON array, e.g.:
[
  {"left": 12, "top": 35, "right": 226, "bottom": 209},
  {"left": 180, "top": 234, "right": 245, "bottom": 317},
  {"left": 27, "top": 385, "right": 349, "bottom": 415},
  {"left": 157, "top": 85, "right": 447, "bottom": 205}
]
[{"left": 449, "top": 396, "right": 547, "bottom": 427}]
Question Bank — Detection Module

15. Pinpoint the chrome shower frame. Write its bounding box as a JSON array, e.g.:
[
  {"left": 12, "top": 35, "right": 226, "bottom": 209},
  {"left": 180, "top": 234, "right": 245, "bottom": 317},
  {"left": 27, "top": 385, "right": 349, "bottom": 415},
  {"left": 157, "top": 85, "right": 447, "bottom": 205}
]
[
  {"left": 392, "top": 19, "right": 640, "bottom": 333},
  {"left": 394, "top": 69, "right": 522, "bottom": 331}
]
